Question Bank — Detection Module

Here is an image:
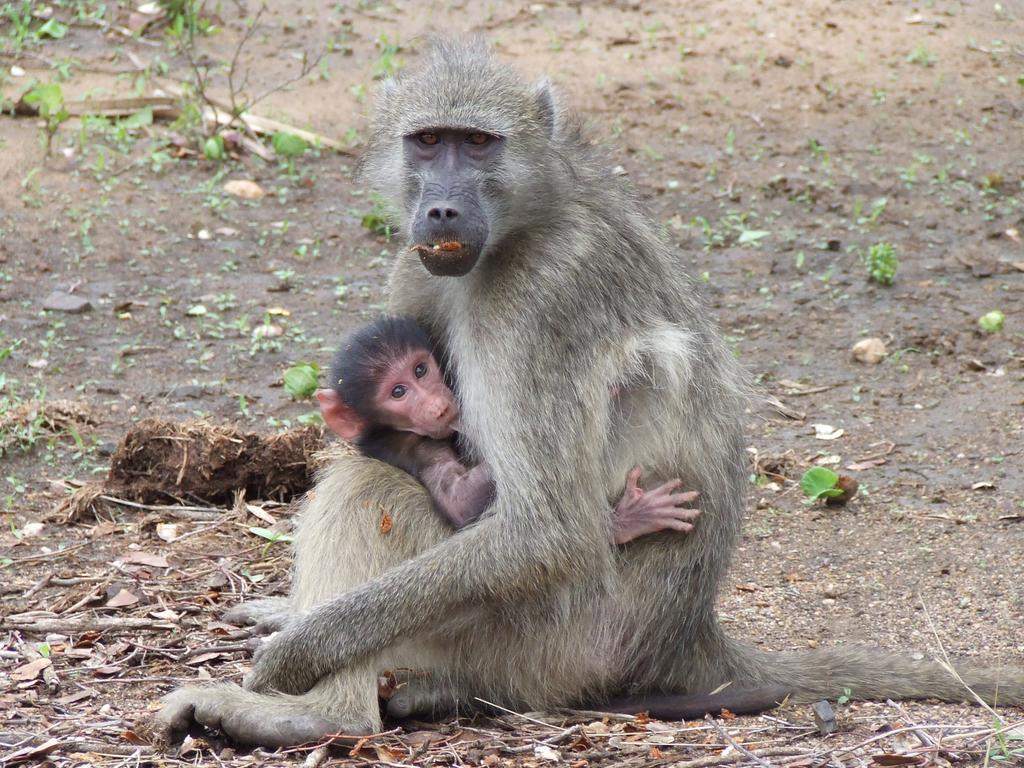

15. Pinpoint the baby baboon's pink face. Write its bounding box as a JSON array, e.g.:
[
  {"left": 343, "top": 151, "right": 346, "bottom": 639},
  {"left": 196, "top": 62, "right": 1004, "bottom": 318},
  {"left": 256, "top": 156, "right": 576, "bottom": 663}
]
[{"left": 373, "top": 349, "right": 460, "bottom": 439}]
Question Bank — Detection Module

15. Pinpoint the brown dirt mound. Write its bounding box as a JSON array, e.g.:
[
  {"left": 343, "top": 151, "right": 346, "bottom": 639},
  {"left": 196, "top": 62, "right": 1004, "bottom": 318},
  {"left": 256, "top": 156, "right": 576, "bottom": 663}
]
[{"left": 105, "top": 417, "right": 326, "bottom": 504}]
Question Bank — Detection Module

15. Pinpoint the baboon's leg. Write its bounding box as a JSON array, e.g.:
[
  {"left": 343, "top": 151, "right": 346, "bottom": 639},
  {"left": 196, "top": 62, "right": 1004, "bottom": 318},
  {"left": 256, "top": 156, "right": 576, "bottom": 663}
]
[{"left": 153, "top": 455, "right": 456, "bottom": 747}]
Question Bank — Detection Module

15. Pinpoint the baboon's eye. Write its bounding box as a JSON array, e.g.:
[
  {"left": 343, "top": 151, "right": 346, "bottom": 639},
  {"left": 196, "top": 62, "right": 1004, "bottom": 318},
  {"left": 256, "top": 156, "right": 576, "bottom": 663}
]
[
  {"left": 418, "top": 133, "right": 439, "bottom": 146},
  {"left": 391, "top": 384, "right": 408, "bottom": 399},
  {"left": 414, "top": 362, "right": 428, "bottom": 378},
  {"left": 467, "top": 132, "right": 491, "bottom": 145}
]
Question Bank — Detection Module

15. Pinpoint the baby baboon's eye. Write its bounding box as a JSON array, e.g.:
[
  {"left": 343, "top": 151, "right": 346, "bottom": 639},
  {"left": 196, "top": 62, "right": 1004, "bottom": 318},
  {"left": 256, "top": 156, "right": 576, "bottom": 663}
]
[
  {"left": 414, "top": 362, "right": 428, "bottom": 378},
  {"left": 391, "top": 385, "right": 408, "bottom": 399}
]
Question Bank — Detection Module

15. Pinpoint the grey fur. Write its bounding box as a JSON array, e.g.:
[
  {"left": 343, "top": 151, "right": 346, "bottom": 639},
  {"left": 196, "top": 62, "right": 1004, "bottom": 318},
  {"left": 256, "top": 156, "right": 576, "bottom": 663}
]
[{"left": 150, "top": 40, "right": 1023, "bottom": 748}]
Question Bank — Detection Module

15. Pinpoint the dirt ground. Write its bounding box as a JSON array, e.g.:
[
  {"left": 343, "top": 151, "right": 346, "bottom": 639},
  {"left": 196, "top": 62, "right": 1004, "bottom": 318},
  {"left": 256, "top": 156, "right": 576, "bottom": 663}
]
[{"left": 1, "top": 0, "right": 1023, "bottom": 765}]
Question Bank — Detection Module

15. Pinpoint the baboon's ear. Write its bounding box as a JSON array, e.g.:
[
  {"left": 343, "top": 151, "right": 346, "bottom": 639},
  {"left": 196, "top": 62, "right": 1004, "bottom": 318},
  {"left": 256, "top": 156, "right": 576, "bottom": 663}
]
[
  {"left": 377, "top": 77, "right": 399, "bottom": 105},
  {"left": 531, "top": 78, "right": 557, "bottom": 136}
]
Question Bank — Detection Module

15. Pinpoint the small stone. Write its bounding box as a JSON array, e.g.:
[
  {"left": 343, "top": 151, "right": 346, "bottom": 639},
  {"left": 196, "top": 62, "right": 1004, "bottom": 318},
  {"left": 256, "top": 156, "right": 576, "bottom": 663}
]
[
  {"left": 43, "top": 291, "right": 93, "bottom": 314},
  {"left": 812, "top": 700, "right": 837, "bottom": 734},
  {"left": 223, "top": 179, "right": 266, "bottom": 199},
  {"left": 851, "top": 337, "right": 886, "bottom": 364},
  {"left": 163, "top": 384, "right": 209, "bottom": 400}
]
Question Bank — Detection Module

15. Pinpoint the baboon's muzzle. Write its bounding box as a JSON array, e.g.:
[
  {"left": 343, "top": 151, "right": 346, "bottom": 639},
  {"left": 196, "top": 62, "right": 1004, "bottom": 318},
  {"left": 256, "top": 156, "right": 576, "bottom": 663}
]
[{"left": 410, "top": 188, "right": 489, "bottom": 277}]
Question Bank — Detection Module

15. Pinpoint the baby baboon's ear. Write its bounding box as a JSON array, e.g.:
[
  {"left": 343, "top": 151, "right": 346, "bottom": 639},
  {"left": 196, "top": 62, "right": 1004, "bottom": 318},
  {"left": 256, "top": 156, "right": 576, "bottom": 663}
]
[{"left": 316, "top": 388, "right": 366, "bottom": 440}]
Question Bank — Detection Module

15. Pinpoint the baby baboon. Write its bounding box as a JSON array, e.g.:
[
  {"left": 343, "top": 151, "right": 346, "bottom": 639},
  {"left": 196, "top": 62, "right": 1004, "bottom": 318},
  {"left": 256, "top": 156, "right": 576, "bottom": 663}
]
[
  {"left": 154, "top": 39, "right": 1023, "bottom": 748},
  {"left": 320, "top": 315, "right": 701, "bottom": 540}
]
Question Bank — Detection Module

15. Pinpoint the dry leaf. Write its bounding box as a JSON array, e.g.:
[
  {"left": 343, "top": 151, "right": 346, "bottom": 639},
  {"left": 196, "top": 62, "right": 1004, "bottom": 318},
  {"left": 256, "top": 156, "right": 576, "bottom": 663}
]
[
  {"left": 377, "top": 670, "right": 398, "bottom": 699},
  {"left": 812, "top": 423, "right": 844, "bottom": 440},
  {"left": 846, "top": 458, "right": 886, "bottom": 471},
  {"left": 871, "top": 755, "right": 926, "bottom": 767},
  {"left": 246, "top": 504, "right": 277, "bottom": 525},
  {"left": 12, "top": 658, "right": 52, "bottom": 681},
  {"left": 374, "top": 746, "right": 402, "bottom": 762},
  {"left": 223, "top": 179, "right": 266, "bottom": 199},
  {"left": 106, "top": 588, "right": 140, "bottom": 608},
  {"left": 122, "top": 551, "right": 169, "bottom": 568},
  {"left": 2, "top": 737, "right": 61, "bottom": 764},
  {"left": 90, "top": 521, "right": 119, "bottom": 537},
  {"left": 56, "top": 689, "right": 94, "bottom": 705},
  {"left": 185, "top": 651, "right": 228, "bottom": 665},
  {"left": 156, "top": 523, "right": 179, "bottom": 542},
  {"left": 380, "top": 512, "right": 393, "bottom": 535},
  {"left": 534, "top": 744, "right": 562, "bottom": 761}
]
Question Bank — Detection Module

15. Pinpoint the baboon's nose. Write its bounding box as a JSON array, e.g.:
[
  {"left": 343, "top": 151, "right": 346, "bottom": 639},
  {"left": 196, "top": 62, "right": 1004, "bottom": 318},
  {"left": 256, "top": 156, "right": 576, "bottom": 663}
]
[{"left": 427, "top": 205, "right": 460, "bottom": 221}]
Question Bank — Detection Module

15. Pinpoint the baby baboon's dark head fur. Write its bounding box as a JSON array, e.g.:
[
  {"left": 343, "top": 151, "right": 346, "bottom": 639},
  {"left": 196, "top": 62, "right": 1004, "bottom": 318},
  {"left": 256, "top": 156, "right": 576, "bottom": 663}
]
[{"left": 330, "top": 316, "right": 434, "bottom": 420}]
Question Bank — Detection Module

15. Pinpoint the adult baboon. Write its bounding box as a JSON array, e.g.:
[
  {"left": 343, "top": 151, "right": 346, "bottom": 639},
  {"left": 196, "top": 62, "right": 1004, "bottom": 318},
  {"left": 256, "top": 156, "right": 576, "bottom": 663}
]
[{"left": 154, "top": 39, "right": 1023, "bottom": 748}]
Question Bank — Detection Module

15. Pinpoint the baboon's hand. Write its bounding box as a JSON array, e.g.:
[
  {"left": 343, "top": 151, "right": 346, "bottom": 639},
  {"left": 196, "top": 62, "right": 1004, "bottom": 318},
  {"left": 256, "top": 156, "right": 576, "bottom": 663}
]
[
  {"left": 242, "top": 626, "right": 322, "bottom": 695},
  {"left": 613, "top": 466, "right": 700, "bottom": 545}
]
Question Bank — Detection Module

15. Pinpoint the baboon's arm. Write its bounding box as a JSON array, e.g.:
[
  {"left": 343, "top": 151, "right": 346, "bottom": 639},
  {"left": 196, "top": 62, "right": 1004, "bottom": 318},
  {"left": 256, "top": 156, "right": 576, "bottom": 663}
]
[{"left": 244, "top": 332, "right": 615, "bottom": 696}]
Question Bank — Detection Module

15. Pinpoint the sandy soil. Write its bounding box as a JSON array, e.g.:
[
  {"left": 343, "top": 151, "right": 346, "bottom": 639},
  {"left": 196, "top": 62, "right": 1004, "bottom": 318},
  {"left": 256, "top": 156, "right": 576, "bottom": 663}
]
[{"left": 1, "top": 0, "right": 1022, "bottom": 765}]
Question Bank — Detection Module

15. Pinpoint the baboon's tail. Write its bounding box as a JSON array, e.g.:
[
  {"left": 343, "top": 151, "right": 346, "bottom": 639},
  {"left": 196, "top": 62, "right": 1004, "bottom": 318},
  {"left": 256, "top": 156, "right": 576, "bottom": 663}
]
[{"left": 715, "top": 633, "right": 1024, "bottom": 707}]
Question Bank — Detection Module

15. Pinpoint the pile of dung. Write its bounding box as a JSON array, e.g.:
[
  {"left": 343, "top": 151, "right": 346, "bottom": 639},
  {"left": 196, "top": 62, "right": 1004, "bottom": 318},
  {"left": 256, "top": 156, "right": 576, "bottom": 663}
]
[{"left": 105, "top": 417, "right": 326, "bottom": 505}]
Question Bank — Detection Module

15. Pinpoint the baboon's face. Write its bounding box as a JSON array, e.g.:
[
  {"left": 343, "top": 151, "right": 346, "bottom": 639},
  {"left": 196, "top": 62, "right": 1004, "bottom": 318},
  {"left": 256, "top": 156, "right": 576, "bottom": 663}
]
[{"left": 404, "top": 129, "right": 504, "bottom": 277}]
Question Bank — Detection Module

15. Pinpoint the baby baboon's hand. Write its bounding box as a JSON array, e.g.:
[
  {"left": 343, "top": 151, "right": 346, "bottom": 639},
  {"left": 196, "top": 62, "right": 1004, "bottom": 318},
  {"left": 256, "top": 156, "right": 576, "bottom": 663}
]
[{"left": 612, "top": 466, "right": 700, "bottom": 545}]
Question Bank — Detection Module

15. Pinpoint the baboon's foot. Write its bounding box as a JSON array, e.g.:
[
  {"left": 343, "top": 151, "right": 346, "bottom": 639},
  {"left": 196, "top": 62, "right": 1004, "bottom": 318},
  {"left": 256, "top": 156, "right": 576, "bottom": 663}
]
[
  {"left": 151, "top": 685, "right": 375, "bottom": 749},
  {"left": 385, "top": 676, "right": 462, "bottom": 720}
]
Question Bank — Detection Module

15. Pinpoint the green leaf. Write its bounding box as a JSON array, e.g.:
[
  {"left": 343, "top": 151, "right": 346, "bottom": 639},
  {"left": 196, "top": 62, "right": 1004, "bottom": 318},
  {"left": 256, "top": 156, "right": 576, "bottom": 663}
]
[
  {"left": 738, "top": 229, "right": 770, "bottom": 244},
  {"left": 283, "top": 362, "right": 320, "bottom": 399},
  {"left": 121, "top": 106, "right": 153, "bottom": 129},
  {"left": 800, "top": 467, "right": 843, "bottom": 500},
  {"left": 203, "top": 135, "right": 225, "bottom": 160},
  {"left": 297, "top": 410, "right": 324, "bottom": 426},
  {"left": 23, "top": 83, "right": 64, "bottom": 116},
  {"left": 248, "top": 526, "right": 295, "bottom": 544},
  {"left": 978, "top": 310, "right": 1005, "bottom": 333},
  {"left": 272, "top": 131, "right": 307, "bottom": 157},
  {"left": 37, "top": 18, "right": 68, "bottom": 39},
  {"left": 186, "top": 304, "right": 207, "bottom": 317}
]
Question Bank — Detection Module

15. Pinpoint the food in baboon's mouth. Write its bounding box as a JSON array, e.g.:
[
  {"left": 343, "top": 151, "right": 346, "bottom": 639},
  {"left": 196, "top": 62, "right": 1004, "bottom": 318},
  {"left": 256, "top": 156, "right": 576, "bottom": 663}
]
[{"left": 409, "top": 240, "right": 463, "bottom": 254}]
